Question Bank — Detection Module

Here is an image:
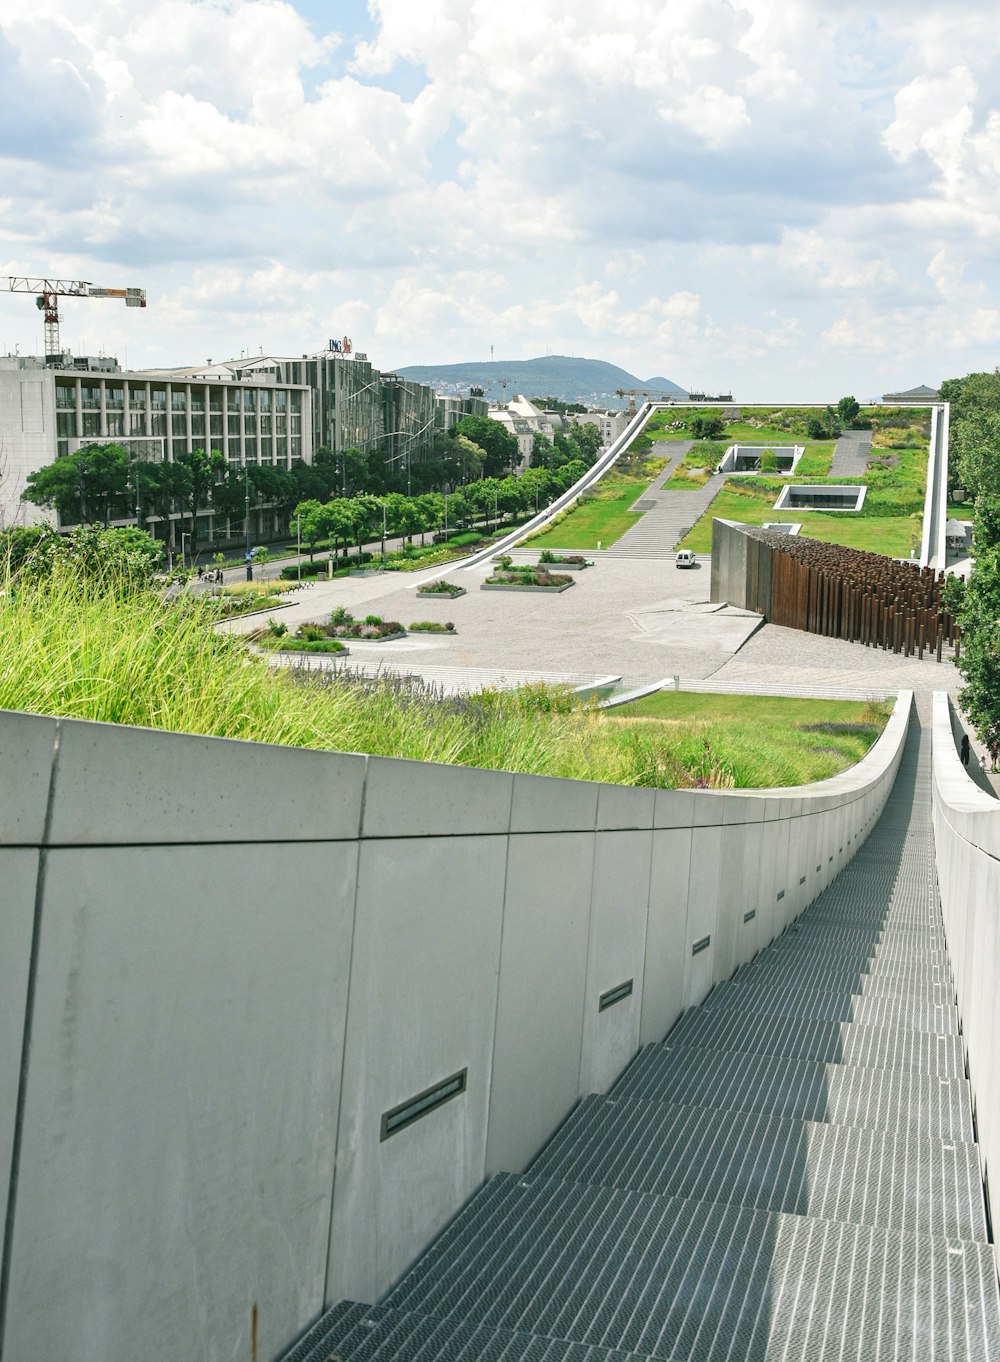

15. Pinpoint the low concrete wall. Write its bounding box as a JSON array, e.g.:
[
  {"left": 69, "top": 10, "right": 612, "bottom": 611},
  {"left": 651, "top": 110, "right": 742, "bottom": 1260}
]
[
  {"left": 0, "top": 694, "right": 911, "bottom": 1362},
  {"left": 932, "top": 690, "right": 1000, "bottom": 1271}
]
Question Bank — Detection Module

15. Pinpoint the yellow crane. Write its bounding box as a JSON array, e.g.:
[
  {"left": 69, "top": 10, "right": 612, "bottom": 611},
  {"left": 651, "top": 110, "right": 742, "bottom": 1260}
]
[
  {"left": 615, "top": 387, "right": 659, "bottom": 415},
  {"left": 2, "top": 275, "right": 146, "bottom": 364}
]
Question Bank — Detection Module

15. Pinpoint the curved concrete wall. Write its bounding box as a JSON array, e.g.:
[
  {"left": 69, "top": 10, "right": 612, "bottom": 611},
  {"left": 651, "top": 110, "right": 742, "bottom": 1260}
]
[
  {"left": 931, "top": 690, "right": 1000, "bottom": 1269},
  {"left": 0, "top": 694, "right": 911, "bottom": 1362}
]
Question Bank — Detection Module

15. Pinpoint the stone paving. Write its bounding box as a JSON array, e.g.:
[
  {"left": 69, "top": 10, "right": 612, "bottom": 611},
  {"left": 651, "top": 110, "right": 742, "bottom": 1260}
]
[
  {"left": 222, "top": 553, "right": 962, "bottom": 702},
  {"left": 828, "top": 429, "right": 873, "bottom": 478}
]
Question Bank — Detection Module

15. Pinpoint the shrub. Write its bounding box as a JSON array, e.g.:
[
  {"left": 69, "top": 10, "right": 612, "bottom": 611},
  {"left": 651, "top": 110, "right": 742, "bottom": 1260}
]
[
  {"left": 329, "top": 605, "right": 353, "bottom": 626},
  {"left": 363, "top": 614, "right": 383, "bottom": 625},
  {"left": 420, "top": 580, "right": 462, "bottom": 595},
  {"left": 267, "top": 618, "right": 288, "bottom": 638}
]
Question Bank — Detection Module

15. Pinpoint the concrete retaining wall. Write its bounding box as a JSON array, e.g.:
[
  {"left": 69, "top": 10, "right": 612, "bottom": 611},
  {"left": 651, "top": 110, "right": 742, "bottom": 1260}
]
[
  {"left": 0, "top": 694, "right": 911, "bottom": 1362},
  {"left": 711, "top": 517, "right": 774, "bottom": 615},
  {"left": 931, "top": 690, "right": 1000, "bottom": 1271}
]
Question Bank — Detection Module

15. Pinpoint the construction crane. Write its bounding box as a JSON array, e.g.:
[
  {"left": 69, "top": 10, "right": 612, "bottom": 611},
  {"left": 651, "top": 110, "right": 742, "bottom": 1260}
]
[
  {"left": 615, "top": 387, "right": 659, "bottom": 415},
  {"left": 2, "top": 276, "right": 146, "bottom": 365}
]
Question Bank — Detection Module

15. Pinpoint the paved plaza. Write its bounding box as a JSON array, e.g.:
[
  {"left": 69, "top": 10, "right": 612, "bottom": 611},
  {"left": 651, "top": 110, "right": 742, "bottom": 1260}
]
[{"left": 222, "top": 551, "right": 962, "bottom": 703}]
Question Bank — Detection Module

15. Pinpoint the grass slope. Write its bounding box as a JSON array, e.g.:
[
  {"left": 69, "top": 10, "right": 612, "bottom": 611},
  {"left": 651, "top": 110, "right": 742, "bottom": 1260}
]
[
  {"left": 0, "top": 573, "right": 888, "bottom": 790},
  {"left": 609, "top": 692, "right": 890, "bottom": 788}
]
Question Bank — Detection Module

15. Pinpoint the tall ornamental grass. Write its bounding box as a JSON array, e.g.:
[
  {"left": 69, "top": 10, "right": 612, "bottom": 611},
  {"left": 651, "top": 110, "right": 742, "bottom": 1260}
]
[{"left": 0, "top": 571, "right": 886, "bottom": 788}]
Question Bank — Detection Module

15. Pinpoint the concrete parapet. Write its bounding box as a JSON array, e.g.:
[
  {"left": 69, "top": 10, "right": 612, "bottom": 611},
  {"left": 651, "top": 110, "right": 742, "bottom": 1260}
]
[
  {"left": 931, "top": 690, "right": 1000, "bottom": 1274},
  {"left": 0, "top": 693, "right": 912, "bottom": 1362}
]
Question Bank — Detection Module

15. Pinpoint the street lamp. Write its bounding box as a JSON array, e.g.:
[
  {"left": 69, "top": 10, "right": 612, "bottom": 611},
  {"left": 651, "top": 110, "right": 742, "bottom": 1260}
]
[
  {"left": 443, "top": 492, "right": 449, "bottom": 542},
  {"left": 244, "top": 464, "right": 252, "bottom": 582},
  {"left": 380, "top": 500, "right": 387, "bottom": 559},
  {"left": 295, "top": 511, "right": 301, "bottom": 586},
  {"left": 180, "top": 531, "right": 190, "bottom": 570}
]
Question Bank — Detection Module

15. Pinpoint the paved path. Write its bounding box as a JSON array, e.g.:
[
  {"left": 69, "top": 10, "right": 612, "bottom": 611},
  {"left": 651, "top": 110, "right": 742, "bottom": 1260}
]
[
  {"left": 602, "top": 443, "right": 727, "bottom": 559},
  {"left": 828, "top": 429, "right": 873, "bottom": 478},
  {"left": 282, "top": 714, "right": 1000, "bottom": 1361}
]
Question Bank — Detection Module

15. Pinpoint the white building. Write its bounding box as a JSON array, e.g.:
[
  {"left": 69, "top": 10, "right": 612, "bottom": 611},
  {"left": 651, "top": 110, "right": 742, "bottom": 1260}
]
[
  {"left": 570, "top": 408, "right": 630, "bottom": 447},
  {"left": 488, "top": 395, "right": 558, "bottom": 469},
  {"left": 0, "top": 353, "right": 311, "bottom": 532}
]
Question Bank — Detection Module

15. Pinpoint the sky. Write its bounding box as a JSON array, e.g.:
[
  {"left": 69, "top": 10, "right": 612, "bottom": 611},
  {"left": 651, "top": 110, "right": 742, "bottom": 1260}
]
[{"left": 1, "top": 0, "right": 1000, "bottom": 401}]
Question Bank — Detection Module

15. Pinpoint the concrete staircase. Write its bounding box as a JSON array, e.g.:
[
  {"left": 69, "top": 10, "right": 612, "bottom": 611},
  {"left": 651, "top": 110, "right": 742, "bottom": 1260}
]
[
  {"left": 602, "top": 442, "right": 724, "bottom": 559},
  {"left": 829, "top": 430, "right": 873, "bottom": 478},
  {"left": 603, "top": 473, "right": 725, "bottom": 558},
  {"left": 281, "top": 719, "right": 1000, "bottom": 1361}
]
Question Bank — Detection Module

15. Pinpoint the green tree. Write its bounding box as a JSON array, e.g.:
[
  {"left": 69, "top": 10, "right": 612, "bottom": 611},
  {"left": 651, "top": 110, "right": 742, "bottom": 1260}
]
[
  {"left": 806, "top": 407, "right": 843, "bottom": 439},
  {"left": 452, "top": 416, "right": 519, "bottom": 477},
  {"left": 568, "top": 421, "right": 602, "bottom": 463},
  {"left": 1, "top": 523, "right": 162, "bottom": 584},
  {"left": 172, "top": 448, "right": 226, "bottom": 558},
  {"left": 837, "top": 395, "right": 861, "bottom": 424},
  {"left": 956, "top": 541, "right": 1000, "bottom": 741},
  {"left": 689, "top": 412, "right": 726, "bottom": 440},
  {"left": 22, "top": 442, "right": 131, "bottom": 525},
  {"left": 292, "top": 499, "right": 328, "bottom": 561},
  {"left": 973, "top": 494, "right": 1000, "bottom": 552},
  {"left": 954, "top": 410, "right": 1000, "bottom": 500}
]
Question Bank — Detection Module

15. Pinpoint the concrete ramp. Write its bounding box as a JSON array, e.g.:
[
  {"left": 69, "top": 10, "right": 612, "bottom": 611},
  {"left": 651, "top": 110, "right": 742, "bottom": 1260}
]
[{"left": 283, "top": 719, "right": 1000, "bottom": 1362}]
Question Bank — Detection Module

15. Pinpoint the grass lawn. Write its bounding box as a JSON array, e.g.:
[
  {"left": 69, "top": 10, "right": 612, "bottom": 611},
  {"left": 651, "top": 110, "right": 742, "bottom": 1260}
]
[
  {"left": 528, "top": 485, "right": 645, "bottom": 548},
  {"left": 525, "top": 454, "right": 667, "bottom": 549},
  {"left": 608, "top": 691, "right": 890, "bottom": 788},
  {"left": 675, "top": 429, "right": 929, "bottom": 555},
  {"left": 0, "top": 570, "right": 892, "bottom": 790}
]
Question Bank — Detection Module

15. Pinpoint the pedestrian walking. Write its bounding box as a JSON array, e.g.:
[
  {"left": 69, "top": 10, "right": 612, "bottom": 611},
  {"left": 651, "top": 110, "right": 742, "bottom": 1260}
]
[
  {"left": 961, "top": 733, "right": 970, "bottom": 767},
  {"left": 981, "top": 752, "right": 989, "bottom": 775},
  {"left": 991, "top": 738, "right": 998, "bottom": 773}
]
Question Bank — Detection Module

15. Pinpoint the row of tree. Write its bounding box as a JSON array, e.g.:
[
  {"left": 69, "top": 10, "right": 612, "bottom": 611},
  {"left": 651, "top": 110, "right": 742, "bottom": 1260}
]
[
  {"left": 292, "top": 460, "right": 592, "bottom": 560},
  {"left": 19, "top": 411, "right": 604, "bottom": 561}
]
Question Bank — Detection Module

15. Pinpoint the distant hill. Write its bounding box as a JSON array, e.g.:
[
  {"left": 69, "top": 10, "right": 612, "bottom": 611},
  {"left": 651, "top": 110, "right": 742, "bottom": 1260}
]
[{"left": 392, "top": 355, "right": 687, "bottom": 408}]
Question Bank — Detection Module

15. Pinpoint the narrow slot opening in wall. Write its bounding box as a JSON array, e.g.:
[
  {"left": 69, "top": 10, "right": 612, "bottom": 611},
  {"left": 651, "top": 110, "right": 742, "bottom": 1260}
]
[
  {"left": 380, "top": 1069, "right": 468, "bottom": 1141},
  {"left": 776, "top": 890, "right": 785, "bottom": 901},
  {"left": 599, "top": 979, "right": 634, "bottom": 1011},
  {"left": 743, "top": 910, "right": 756, "bottom": 924},
  {"left": 692, "top": 936, "right": 711, "bottom": 956}
]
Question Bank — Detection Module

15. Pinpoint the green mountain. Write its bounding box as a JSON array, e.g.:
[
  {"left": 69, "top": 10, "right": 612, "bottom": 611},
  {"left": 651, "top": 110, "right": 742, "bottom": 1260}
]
[{"left": 391, "top": 355, "right": 687, "bottom": 407}]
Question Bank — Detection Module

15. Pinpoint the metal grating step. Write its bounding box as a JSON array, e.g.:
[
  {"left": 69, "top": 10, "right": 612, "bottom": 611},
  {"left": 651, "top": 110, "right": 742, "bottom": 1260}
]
[
  {"left": 385, "top": 1174, "right": 1000, "bottom": 1362},
  {"left": 663, "top": 1008, "right": 966, "bottom": 1076},
  {"left": 701, "top": 980, "right": 961, "bottom": 1033},
  {"left": 783, "top": 921, "right": 948, "bottom": 949},
  {"left": 528, "top": 1095, "right": 987, "bottom": 1242},
  {"left": 730, "top": 960, "right": 955, "bottom": 1001},
  {"left": 608, "top": 1044, "right": 974, "bottom": 1140},
  {"left": 281, "top": 1301, "right": 663, "bottom": 1362},
  {"left": 765, "top": 942, "right": 951, "bottom": 972}
]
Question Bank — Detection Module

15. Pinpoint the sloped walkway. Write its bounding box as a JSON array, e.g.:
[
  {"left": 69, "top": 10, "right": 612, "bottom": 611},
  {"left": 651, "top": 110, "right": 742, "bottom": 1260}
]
[
  {"left": 282, "top": 714, "right": 1000, "bottom": 1361},
  {"left": 604, "top": 444, "right": 726, "bottom": 559},
  {"left": 829, "top": 430, "right": 873, "bottom": 478}
]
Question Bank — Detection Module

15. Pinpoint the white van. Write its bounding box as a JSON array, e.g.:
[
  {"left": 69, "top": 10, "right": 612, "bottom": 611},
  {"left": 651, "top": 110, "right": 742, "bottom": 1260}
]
[{"left": 675, "top": 550, "right": 696, "bottom": 569}]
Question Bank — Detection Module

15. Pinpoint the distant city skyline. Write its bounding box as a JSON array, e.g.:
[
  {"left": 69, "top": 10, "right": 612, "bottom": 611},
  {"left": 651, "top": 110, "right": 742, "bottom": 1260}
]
[{"left": 1, "top": 1, "right": 998, "bottom": 399}]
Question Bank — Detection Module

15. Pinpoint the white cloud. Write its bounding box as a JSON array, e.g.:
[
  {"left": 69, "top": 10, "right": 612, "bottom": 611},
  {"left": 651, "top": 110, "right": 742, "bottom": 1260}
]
[{"left": 2, "top": 0, "right": 1000, "bottom": 396}]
